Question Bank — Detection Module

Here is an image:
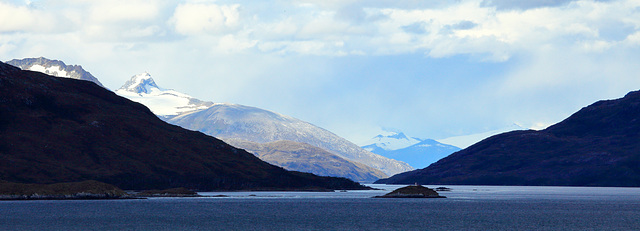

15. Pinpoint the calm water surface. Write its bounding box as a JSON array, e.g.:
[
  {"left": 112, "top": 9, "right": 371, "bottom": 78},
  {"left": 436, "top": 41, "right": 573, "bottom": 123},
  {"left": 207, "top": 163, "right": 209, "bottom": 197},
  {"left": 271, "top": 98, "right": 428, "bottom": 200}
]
[{"left": 1, "top": 185, "right": 640, "bottom": 230}]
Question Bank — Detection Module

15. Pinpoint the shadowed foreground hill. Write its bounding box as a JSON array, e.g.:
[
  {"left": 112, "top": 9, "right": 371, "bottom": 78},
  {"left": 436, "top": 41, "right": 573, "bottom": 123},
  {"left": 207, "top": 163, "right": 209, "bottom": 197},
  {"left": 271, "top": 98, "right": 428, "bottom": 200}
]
[
  {"left": 0, "top": 62, "right": 365, "bottom": 191},
  {"left": 378, "top": 90, "right": 640, "bottom": 187}
]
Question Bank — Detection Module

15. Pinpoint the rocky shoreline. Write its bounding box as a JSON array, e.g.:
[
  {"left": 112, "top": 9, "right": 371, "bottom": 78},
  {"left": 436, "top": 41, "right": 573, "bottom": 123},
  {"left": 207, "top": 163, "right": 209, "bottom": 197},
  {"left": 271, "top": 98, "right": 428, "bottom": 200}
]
[
  {"left": 0, "top": 180, "right": 135, "bottom": 200},
  {"left": 0, "top": 180, "right": 373, "bottom": 200},
  {"left": 134, "top": 188, "right": 199, "bottom": 197}
]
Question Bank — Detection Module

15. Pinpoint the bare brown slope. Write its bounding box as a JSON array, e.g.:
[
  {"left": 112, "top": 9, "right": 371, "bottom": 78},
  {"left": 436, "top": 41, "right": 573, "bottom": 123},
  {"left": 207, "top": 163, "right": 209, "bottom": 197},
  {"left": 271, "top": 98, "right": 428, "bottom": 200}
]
[
  {"left": 0, "top": 62, "right": 366, "bottom": 191},
  {"left": 226, "top": 139, "right": 387, "bottom": 182}
]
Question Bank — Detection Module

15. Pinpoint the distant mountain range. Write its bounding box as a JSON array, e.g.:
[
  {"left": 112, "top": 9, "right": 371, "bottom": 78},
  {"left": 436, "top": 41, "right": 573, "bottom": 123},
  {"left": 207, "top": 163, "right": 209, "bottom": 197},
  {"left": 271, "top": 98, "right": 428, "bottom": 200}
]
[
  {"left": 0, "top": 61, "right": 365, "bottom": 191},
  {"left": 7, "top": 57, "right": 104, "bottom": 88},
  {"left": 113, "top": 71, "right": 412, "bottom": 178},
  {"left": 361, "top": 131, "right": 461, "bottom": 169},
  {"left": 377, "top": 90, "right": 640, "bottom": 187},
  {"left": 114, "top": 73, "right": 390, "bottom": 181},
  {"left": 8, "top": 57, "right": 412, "bottom": 181}
]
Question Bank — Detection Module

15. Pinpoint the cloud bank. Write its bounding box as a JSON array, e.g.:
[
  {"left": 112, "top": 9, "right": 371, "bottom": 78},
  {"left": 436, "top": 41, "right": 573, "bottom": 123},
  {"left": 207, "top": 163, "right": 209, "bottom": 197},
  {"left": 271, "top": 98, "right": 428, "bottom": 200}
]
[{"left": 2, "top": 0, "right": 639, "bottom": 142}]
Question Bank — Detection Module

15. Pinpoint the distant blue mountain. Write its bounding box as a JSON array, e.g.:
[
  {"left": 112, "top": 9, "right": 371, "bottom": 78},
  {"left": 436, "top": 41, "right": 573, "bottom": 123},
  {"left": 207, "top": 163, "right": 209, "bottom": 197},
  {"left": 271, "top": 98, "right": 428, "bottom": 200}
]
[{"left": 362, "top": 131, "right": 461, "bottom": 169}]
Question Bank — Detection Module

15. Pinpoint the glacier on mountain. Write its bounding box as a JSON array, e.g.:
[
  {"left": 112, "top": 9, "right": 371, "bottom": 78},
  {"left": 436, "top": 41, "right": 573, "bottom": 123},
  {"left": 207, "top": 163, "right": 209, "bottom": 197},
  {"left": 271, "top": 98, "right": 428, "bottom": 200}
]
[{"left": 115, "top": 73, "right": 213, "bottom": 119}]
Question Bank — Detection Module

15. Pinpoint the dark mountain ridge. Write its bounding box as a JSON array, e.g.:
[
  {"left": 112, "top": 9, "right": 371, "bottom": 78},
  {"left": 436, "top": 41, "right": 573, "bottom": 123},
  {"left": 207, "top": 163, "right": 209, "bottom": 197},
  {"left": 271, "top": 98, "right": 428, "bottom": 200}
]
[
  {"left": 377, "top": 90, "right": 640, "bottom": 187},
  {"left": 0, "top": 62, "right": 365, "bottom": 191},
  {"left": 7, "top": 57, "right": 104, "bottom": 88}
]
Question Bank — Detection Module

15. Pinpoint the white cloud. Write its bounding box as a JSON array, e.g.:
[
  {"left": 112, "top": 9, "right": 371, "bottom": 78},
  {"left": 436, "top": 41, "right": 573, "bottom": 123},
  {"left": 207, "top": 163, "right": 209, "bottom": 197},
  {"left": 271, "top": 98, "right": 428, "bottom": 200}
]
[
  {"left": 258, "top": 40, "right": 337, "bottom": 55},
  {"left": 4, "top": 0, "right": 639, "bottom": 57},
  {"left": 170, "top": 3, "right": 241, "bottom": 35},
  {"left": 298, "top": 11, "right": 352, "bottom": 38},
  {"left": 88, "top": 0, "right": 161, "bottom": 23},
  {"left": 255, "top": 19, "right": 299, "bottom": 40},
  {"left": 0, "top": 2, "right": 58, "bottom": 32},
  {"left": 624, "top": 32, "right": 640, "bottom": 46},
  {"left": 481, "top": 0, "right": 576, "bottom": 10},
  {"left": 0, "top": 40, "right": 17, "bottom": 55},
  {"left": 3, "top": 0, "right": 640, "bottom": 141},
  {"left": 578, "top": 40, "right": 614, "bottom": 53},
  {"left": 154, "top": 0, "right": 639, "bottom": 58},
  {"left": 217, "top": 34, "right": 257, "bottom": 53}
]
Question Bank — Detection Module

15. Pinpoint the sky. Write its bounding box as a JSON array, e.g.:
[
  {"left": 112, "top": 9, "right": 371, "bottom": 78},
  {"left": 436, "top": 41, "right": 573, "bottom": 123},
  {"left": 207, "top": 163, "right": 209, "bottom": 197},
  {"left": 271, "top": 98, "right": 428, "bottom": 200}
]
[{"left": 1, "top": 0, "right": 640, "bottom": 144}]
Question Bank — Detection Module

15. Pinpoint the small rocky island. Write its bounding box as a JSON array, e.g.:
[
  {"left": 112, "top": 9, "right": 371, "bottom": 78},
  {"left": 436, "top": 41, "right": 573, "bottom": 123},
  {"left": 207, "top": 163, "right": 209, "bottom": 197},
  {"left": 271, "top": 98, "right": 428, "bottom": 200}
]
[{"left": 374, "top": 185, "right": 446, "bottom": 198}]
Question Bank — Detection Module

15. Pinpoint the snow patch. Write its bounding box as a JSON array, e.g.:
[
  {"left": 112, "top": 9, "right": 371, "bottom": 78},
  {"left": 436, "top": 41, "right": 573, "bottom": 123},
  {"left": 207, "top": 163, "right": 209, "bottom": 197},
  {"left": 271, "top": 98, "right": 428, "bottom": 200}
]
[{"left": 28, "top": 65, "right": 70, "bottom": 78}]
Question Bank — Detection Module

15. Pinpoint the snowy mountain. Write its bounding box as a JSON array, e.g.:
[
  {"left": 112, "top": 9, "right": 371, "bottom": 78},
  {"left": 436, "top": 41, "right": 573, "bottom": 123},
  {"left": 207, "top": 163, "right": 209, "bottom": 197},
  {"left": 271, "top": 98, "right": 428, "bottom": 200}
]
[
  {"left": 168, "top": 104, "right": 414, "bottom": 177},
  {"left": 361, "top": 131, "right": 461, "bottom": 169},
  {"left": 115, "top": 73, "right": 213, "bottom": 119},
  {"left": 436, "top": 124, "right": 526, "bottom": 149},
  {"left": 10, "top": 57, "right": 412, "bottom": 181},
  {"left": 110, "top": 72, "right": 409, "bottom": 179},
  {"left": 6, "top": 57, "right": 104, "bottom": 88},
  {"left": 361, "top": 131, "right": 422, "bottom": 151}
]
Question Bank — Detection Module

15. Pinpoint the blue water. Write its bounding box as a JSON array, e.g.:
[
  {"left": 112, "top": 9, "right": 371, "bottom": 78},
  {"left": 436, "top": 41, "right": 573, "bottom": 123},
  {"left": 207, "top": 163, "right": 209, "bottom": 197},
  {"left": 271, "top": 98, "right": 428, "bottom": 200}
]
[{"left": 2, "top": 185, "right": 640, "bottom": 230}]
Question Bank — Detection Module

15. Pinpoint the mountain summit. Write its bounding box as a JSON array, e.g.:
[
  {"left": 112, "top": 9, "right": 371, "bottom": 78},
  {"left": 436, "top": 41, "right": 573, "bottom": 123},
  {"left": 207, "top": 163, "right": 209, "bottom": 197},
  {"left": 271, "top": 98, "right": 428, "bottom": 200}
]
[
  {"left": 6, "top": 57, "right": 104, "bottom": 88},
  {"left": 362, "top": 131, "right": 422, "bottom": 151},
  {"left": 115, "top": 73, "right": 213, "bottom": 119},
  {"left": 378, "top": 90, "right": 640, "bottom": 187},
  {"left": 118, "top": 72, "right": 160, "bottom": 94}
]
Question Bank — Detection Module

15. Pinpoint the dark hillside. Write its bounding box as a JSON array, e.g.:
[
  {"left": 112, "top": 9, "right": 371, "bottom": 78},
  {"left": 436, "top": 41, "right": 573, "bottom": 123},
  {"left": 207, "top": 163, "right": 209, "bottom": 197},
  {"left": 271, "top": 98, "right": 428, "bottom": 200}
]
[
  {"left": 377, "top": 90, "right": 640, "bottom": 186},
  {"left": 0, "top": 62, "right": 365, "bottom": 191}
]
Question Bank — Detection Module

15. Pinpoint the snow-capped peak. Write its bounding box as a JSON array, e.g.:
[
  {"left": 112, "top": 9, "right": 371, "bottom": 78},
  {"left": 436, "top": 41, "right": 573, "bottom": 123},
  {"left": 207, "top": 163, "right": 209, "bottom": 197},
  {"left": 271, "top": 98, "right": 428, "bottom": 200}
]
[
  {"left": 115, "top": 73, "right": 213, "bottom": 119},
  {"left": 361, "top": 130, "right": 422, "bottom": 151},
  {"left": 6, "top": 57, "right": 105, "bottom": 88},
  {"left": 374, "top": 132, "right": 409, "bottom": 141},
  {"left": 118, "top": 72, "right": 161, "bottom": 94}
]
